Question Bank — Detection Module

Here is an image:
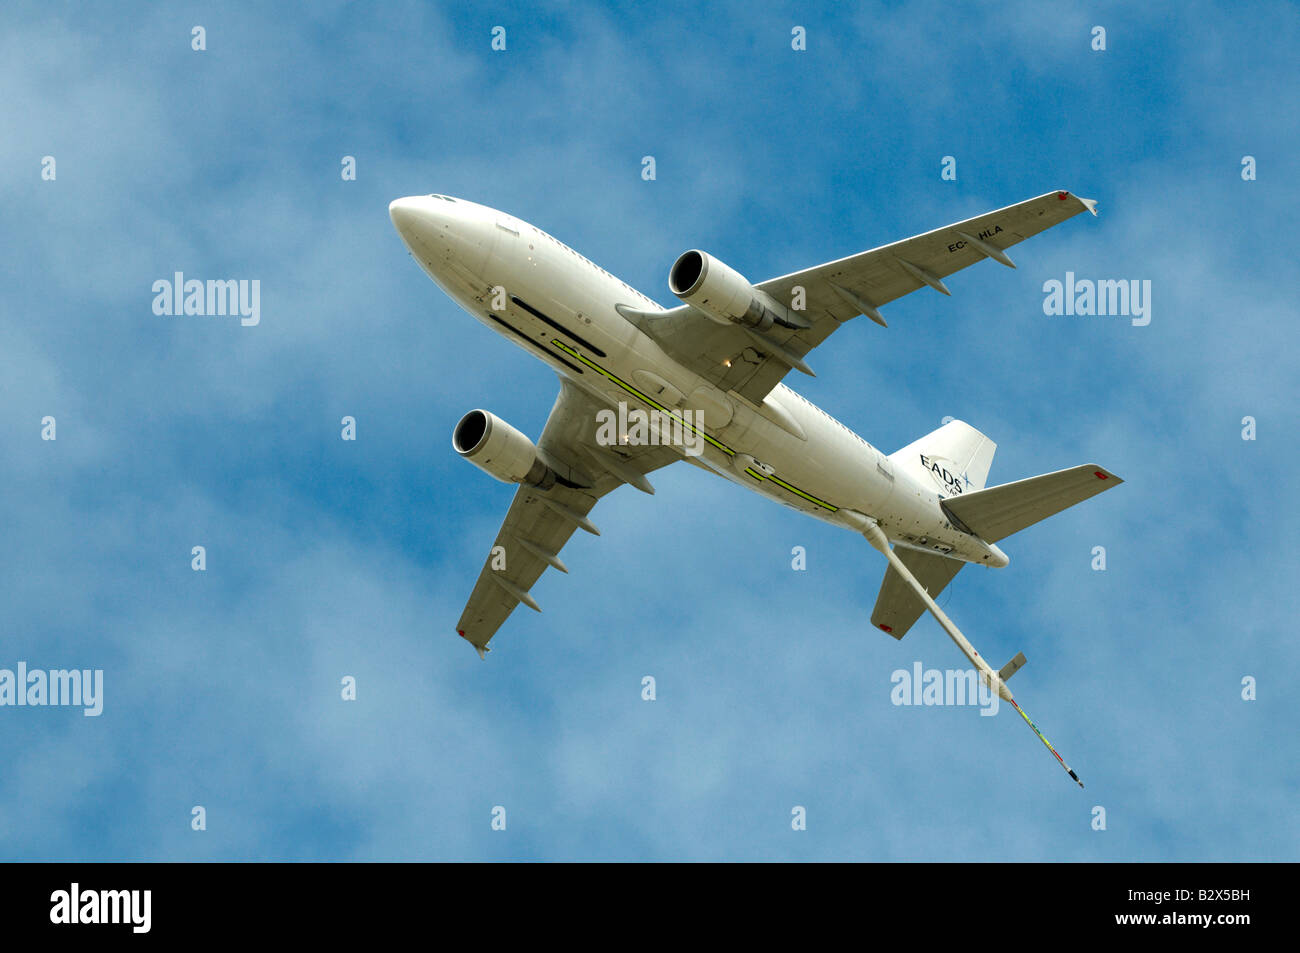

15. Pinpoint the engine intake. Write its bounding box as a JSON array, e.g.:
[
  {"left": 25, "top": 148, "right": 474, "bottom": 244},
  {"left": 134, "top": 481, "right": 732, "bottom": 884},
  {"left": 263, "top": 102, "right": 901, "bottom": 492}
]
[
  {"left": 453, "top": 409, "right": 558, "bottom": 488},
  {"left": 669, "top": 250, "right": 808, "bottom": 331}
]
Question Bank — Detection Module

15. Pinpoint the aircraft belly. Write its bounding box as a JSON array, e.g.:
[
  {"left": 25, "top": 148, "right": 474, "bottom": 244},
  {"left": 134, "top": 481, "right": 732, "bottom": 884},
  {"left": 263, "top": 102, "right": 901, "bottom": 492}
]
[{"left": 465, "top": 245, "right": 908, "bottom": 527}]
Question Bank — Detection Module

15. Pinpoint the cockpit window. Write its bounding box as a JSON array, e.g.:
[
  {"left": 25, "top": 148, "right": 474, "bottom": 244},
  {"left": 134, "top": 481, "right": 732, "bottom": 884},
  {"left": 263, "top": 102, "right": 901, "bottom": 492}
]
[{"left": 428, "top": 194, "right": 457, "bottom": 202}]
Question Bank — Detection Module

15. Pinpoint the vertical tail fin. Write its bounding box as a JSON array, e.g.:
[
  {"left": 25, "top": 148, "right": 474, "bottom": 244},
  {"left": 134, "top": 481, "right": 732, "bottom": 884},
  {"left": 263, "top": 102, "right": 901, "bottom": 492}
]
[{"left": 889, "top": 420, "right": 997, "bottom": 497}]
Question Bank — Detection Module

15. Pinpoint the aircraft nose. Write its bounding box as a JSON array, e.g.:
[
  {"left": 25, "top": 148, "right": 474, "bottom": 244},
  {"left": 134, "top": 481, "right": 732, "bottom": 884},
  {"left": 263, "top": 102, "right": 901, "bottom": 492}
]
[
  {"left": 389, "top": 195, "right": 454, "bottom": 265},
  {"left": 389, "top": 194, "right": 496, "bottom": 274},
  {"left": 389, "top": 195, "right": 432, "bottom": 238}
]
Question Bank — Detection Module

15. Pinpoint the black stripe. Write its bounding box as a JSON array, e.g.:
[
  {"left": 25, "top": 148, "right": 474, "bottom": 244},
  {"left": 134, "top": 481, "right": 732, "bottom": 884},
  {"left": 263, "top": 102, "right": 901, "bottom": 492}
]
[
  {"left": 485, "top": 313, "right": 585, "bottom": 376},
  {"left": 510, "top": 296, "right": 607, "bottom": 357}
]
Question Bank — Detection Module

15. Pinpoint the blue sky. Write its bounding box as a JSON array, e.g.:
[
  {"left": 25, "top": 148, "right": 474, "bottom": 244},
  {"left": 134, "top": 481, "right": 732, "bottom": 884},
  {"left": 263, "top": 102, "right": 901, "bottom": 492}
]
[{"left": 2, "top": 0, "right": 1296, "bottom": 860}]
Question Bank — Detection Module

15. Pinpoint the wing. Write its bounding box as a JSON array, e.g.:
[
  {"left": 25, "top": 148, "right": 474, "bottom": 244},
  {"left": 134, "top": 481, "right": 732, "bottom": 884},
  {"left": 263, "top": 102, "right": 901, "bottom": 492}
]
[
  {"left": 630, "top": 190, "right": 1098, "bottom": 405},
  {"left": 454, "top": 379, "right": 682, "bottom": 656}
]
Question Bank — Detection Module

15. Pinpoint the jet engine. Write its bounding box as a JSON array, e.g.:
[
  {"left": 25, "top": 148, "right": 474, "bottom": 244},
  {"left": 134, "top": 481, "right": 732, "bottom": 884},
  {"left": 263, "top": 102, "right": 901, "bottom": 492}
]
[
  {"left": 453, "top": 409, "right": 559, "bottom": 489},
  {"left": 668, "top": 250, "right": 809, "bottom": 331}
]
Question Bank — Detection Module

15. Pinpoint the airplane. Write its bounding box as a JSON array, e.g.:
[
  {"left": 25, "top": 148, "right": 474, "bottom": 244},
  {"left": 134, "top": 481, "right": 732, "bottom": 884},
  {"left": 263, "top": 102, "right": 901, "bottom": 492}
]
[{"left": 389, "top": 188, "right": 1121, "bottom": 786}]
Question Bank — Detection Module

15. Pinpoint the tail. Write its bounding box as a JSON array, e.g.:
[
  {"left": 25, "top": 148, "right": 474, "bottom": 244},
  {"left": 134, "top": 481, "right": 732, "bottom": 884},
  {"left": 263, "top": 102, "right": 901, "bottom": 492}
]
[
  {"left": 870, "top": 436, "right": 1123, "bottom": 641},
  {"left": 889, "top": 419, "right": 997, "bottom": 498},
  {"left": 870, "top": 420, "right": 995, "bottom": 639}
]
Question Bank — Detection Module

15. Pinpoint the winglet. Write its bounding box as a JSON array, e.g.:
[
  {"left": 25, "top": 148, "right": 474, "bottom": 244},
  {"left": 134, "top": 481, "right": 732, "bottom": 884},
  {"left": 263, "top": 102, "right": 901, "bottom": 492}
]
[
  {"left": 1055, "top": 190, "right": 1099, "bottom": 216},
  {"left": 458, "top": 628, "right": 490, "bottom": 659}
]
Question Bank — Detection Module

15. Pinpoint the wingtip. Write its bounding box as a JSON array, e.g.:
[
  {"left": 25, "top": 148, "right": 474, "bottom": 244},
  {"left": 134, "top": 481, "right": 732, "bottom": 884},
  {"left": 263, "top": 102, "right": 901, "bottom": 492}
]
[
  {"left": 1088, "top": 465, "right": 1124, "bottom": 485},
  {"left": 1055, "top": 190, "right": 1099, "bottom": 216},
  {"left": 458, "top": 628, "right": 490, "bottom": 659}
]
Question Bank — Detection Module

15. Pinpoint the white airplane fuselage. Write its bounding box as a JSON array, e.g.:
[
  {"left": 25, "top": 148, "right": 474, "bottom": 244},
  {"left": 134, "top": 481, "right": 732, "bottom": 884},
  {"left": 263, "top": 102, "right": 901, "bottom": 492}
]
[{"left": 390, "top": 194, "right": 1008, "bottom": 568}]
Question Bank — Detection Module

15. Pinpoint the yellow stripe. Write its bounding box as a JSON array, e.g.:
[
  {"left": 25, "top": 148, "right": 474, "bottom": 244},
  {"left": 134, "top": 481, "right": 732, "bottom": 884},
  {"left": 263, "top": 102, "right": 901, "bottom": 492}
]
[
  {"left": 551, "top": 340, "right": 732, "bottom": 456},
  {"left": 549, "top": 338, "right": 838, "bottom": 513},
  {"left": 770, "top": 475, "right": 837, "bottom": 511}
]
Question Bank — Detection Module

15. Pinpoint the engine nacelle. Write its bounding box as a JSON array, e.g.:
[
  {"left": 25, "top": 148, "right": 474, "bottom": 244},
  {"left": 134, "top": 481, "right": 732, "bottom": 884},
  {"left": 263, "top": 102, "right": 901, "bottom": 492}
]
[
  {"left": 668, "top": 250, "right": 807, "bottom": 331},
  {"left": 453, "top": 409, "right": 558, "bottom": 488}
]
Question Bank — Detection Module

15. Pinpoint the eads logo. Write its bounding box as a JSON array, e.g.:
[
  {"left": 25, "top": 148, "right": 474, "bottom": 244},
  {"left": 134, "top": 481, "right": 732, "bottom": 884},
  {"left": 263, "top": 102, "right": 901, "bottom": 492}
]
[{"left": 919, "top": 453, "right": 970, "bottom": 495}]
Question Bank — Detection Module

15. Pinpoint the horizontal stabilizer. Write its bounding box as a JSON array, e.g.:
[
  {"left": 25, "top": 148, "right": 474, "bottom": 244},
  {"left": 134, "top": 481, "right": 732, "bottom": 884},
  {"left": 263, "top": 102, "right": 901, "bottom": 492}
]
[
  {"left": 998, "top": 651, "right": 1027, "bottom": 681},
  {"left": 871, "top": 548, "right": 964, "bottom": 639},
  {"left": 941, "top": 464, "right": 1123, "bottom": 543}
]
